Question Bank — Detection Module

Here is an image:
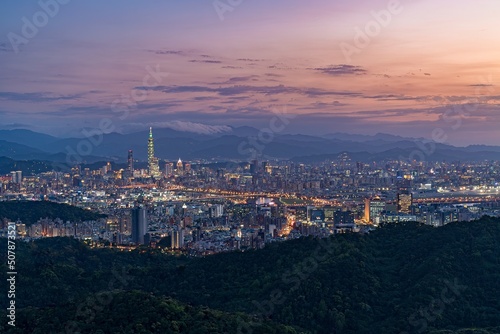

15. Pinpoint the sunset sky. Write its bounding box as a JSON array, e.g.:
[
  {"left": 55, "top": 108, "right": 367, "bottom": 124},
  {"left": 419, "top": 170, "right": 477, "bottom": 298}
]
[{"left": 1, "top": 0, "right": 499, "bottom": 145}]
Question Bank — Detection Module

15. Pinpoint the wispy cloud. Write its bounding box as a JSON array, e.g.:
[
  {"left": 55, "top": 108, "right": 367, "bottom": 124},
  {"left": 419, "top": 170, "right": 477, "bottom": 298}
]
[
  {"left": 310, "top": 64, "right": 367, "bottom": 76},
  {"left": 148, "top": 49, "right": 186, "bottom": 56},
  {"left": 135, "top": 84, "right": 361, "bottom": 98},
  {"left": 236, "top": 58, "right": 265, "bottom": 62},
  {"left": 126, "top": 121, "right": 232, "bottom": 135},
  {"left": 189, "top": 59, "right": 223, "bottom": 64},
  {"left": 0, "top": 42, "right": 12, "bottom": 53},
  {"left": 0, "top": 92, "right": 84, "bottom": 103}
]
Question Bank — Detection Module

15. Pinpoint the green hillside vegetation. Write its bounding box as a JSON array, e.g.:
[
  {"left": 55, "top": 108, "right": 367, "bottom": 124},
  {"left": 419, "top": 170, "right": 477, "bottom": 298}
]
[
  {"left": 3, "top": 290, "right": 298, "bottom": 334},
  {"left": 1, "top": 217, "right": 500, "bottom": 333},
  {"left": 0, "top": 201, "right": 106, "bottom": 225}
]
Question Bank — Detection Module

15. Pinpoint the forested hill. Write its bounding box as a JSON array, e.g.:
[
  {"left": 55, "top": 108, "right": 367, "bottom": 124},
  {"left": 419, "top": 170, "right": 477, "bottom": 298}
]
[
  {"left": 3, "top": 290, "right": 298, "bottom": 334},
  {"left": 2, "top": 218, "right": 500, "bottom": 333},
  {"left": 0, "top": 201, "right": 106, "bottom": 225}
]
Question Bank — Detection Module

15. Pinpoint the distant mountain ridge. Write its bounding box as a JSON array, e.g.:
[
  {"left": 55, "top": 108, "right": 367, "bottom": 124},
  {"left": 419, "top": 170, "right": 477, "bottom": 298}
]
[{"left": 1, "top": 127, "right": 500, "bottom": 165}]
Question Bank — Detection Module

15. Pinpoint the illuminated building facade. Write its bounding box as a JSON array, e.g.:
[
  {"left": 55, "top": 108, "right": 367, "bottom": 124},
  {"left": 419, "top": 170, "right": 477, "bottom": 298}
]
[
  {"left": 397, "top": 193, "right": 413, "bottom": 214},
  {"left": 364, "top": 197, "right": 386, "bottom": 223},
  {"left": 147, "top": 127, "right": 161, "bottom": 178}
]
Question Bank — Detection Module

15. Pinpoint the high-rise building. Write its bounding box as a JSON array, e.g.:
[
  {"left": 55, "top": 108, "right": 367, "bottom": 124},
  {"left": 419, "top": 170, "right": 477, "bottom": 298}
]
[
  {"left": 250, "top": 160, "right": 259, "bottom": 174},
  {"left": 396, "top": 177, "right": 413, "bottom": 214},
  {"left": 364, "top": 197, "right": 386, "bottom": 223},
  {"left": 127, "top": 150, "right": 134, "bottom": 173},
  {"left": 324, "top": 206, "right": 341, "bottom": 226},
  {"left": 334, "top": 210, "right": 356, "bottom": 233},
  {"left": 131, "top": 206, "right": 148, "bottom": 245},
  {"left": 147, "top": 128, "right": 161, "bottom": 178},
  {"left": 397, "top": 193, "right": 413, "bottom": 214},
  {"left": 176, "top": 158, "right": 183, "bottom": 173},
  {"left": 209, "top": 204, "right": 224, "bottom": 218},
  {"left": 334, "top": 210, "right": 355, "bottom": 226},
  {"left": 165, "top": 162, "right": 174, "bottom": 176},
  {"left": 171, "top": 229, "right": 184, "bottom": 249},
  {"left": 10, "top": 171, "right": 22, "bottom": 184}
]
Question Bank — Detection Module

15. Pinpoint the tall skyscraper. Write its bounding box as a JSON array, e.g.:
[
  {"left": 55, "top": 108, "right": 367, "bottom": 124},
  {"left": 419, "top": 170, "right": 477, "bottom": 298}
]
[
  {"left": 171, "top": 228, "right": 185, "bottom": 249},
  {"left": 127, "top": 149, "right": 134, "bottom": 173},
  {"left": 165, "top": 162, "right": 174, "bottom": 176},
  {"left": 147, "top": 127, "right": 160, "bottom": 178},
  {"left": 10, "top": 171, "right": 22, "bottom": 184},
  {"left": 176, "top": 158, "right": 183, "bottom": 174},
  {"left": 131, "top": 206, "right": 148, "bottom": 245},
  {"left": 397, "top": 193, "right": 413, "bottom": 214},
  {"left": 250, "top": 159, "right": 259, "bottom": 174},
  {"left": 364, "top": 197, "right": 386, "bottom": 223},
  {"left": 396, "top": 177, "right": 413, "bottom": 214}
]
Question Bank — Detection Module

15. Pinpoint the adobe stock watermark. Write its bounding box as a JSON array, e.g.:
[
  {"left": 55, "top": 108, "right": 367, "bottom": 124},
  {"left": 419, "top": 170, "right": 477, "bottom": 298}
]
[
  {"left": 339, "top": 0, "right": 403, "bottom": 62},
  {"left": 6, "top": 222, "right": 17, "bottom": 327},
  {"left": 64, "top": 64, "right": 169, "bottom": 165},
  {"left": 400, "top": 75, "right": 495, "bottom": 164},
  {"left": 213, "top": 0, "right": 244, "bottom": 21},
  {"left": 237, "top": 106, "right": 295, "bottom": 162},
  {"left": 7, "top": 0, "right": 71, "bottom": 54}
]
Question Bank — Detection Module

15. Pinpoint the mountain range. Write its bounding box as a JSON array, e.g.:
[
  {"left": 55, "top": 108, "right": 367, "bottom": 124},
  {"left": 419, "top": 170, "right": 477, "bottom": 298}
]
[{"left": 0, "top": 127, "right": 500, "bottom": 170}]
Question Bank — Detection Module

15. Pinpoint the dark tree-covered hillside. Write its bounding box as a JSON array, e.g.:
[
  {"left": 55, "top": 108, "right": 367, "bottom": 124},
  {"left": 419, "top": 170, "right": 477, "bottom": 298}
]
[
  {"left": 0, "top": 201, "right": 106, "bottom": 225},
  {"left": 1, "top": 218, "right": 500, "bottom": 333}
]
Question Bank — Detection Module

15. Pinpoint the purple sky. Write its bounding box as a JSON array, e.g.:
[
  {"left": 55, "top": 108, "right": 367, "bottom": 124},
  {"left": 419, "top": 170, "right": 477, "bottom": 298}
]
[{"left": 0, "top": 0, "right": 499, "bottom": 146}]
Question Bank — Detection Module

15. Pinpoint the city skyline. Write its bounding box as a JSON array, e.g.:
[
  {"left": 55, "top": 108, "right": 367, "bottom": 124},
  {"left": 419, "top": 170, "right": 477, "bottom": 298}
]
[
  {"left": 1, "top": 0, "right": 499, "bottom": 145},
  {"left": 2, "top": 2, "right": 500, "bottom": 333}
]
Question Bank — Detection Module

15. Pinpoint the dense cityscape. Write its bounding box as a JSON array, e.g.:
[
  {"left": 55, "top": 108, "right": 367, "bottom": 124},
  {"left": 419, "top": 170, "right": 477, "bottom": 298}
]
[
  {"left": 2, "top": 128, "right": 500, "bottom": 256},
  {"left": 2, "top": 1, "right": 500, "bottom": 332}
]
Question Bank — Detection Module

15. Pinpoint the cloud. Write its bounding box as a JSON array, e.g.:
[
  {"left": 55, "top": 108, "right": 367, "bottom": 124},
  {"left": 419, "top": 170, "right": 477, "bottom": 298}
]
[
  {"left": 148, "top": 49, "right": 186, "bottom": 56},
  {"left": 236, "top": 58, "right": 265, "bottom": 62},
  {"left": 136, "top": 84, "right": 361, "bottom": 98},
  {"left": 189, "top": 59, "right": 222, "bottom": 64},
  {"left": 268, "top": 63, "right": 296, "bottom": 70},
  {"left": 310, "top": 64, "right": 367, "bottom": 75},
  {"left": 265, "top": 73, "right": 283, "bottom": 77},
  {"left": 0, "top": 42, "right": 12, "bottom": 53},
  {"left": 363, "top": 94, "right": 421, "bottom": 101},
  {"left": 0, "top": 91, "right": 84, "bottom": 103},
  {"left": 212, "top": 75, "right": 260, "bottom": 84},
  {"left": 298, "top": 101, "right": 349, "bottom": 110},
  {"left": 227, "top": 75, "right": 259, "bottom": 83},
  {"left": 193, "top": 96, "right": 219, "bottom": 101},
  {"left": 138, "top": 121, "right": 232, "bottom": 135}
]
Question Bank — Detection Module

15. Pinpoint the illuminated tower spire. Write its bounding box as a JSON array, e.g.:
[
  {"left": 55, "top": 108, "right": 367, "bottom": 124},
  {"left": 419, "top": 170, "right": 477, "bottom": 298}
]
[{"left": 148, "top": 127, "right": 160, "bottom": 177}]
